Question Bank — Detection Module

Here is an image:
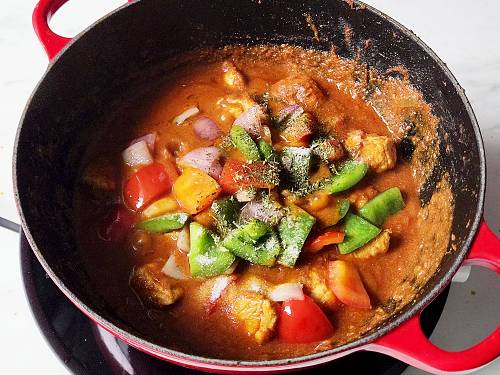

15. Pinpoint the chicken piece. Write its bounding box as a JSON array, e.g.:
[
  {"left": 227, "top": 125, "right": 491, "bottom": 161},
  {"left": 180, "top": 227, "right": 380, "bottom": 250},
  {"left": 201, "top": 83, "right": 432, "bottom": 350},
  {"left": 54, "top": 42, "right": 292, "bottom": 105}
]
[
  {"left": 216, "top": 95, "right": 255, "bottom": 120},
  {"left": 131, "top": 263, "right": 183, "bottom": 308},
  {"left": 344, "top": 130, "right": 397, "bottom": 173},
  {"left": 81, "top": 158, "right": 116, "bottom": 192},
  {"left": 269, "top": 75, "right": 325, "bottom": 112},
  {"left": 312, "top": 137, "right": 345, "bottom": 163},
  {"left": 238, "top": 274, "right": 272, "bottom": 295},
  {"left": 280, "top": 112, "right": 316, "bottom": 144},
  {"left": 305, "top": 269, "right": 338, "bottom": 309},
  {"left": 232, "top": 292, "right": 277, "bottom": 344},
  {"left": 348, "top": 185, "right": 379, "bottom": 209},
  {"left": 350, "top": 230, "right": 391, "bottom": 259},
  {"left": 222, "top": 61, "right": 245, "bottom": 90}
]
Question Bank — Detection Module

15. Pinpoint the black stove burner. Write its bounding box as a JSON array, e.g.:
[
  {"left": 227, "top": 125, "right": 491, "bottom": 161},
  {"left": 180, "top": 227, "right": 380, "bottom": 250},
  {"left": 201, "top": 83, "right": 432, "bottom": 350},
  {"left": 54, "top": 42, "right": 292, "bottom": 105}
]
[{"left": 21, "top": 231, "right": 449, "bottom": 375}]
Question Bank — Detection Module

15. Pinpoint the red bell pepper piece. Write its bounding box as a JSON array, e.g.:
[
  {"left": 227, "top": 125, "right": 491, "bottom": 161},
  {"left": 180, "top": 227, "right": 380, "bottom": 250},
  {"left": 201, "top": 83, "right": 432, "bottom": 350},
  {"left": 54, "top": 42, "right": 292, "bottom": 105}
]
[
  {"left": 123, "top": 162, "right": 172, "bottom": 210},
  {"left": 278, "top": 296, "right": 334, "bottom": 343},
  {"left": 305, "top": 230, "right": 345, "bottom": 252},
  {"left": 219, "top": 159, "right": 277, "bottom": 194}
]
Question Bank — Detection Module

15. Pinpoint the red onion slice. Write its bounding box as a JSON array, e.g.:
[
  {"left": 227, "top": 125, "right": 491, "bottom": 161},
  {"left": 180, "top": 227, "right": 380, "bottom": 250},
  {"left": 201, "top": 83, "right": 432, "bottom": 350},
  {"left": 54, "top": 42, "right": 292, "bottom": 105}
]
[
  {"left": 122, "top": 140, "right": 153, "bottom": 167},
  {"left": 193, "top": 116, "right": 222, "bottom": 140},
  {"left": 239, "top": 198, "right": 284, "bottom": 225},
  {"left": 277, "top": 104, "right": 304, "bottom": 124},
  {"left": 234, "top": 104, "right": 264, "bottom": 138},
  {"left": 178, "top": 146, "right": 223, "bottom": 179},
  {"left": 129, "top": 133, "right": 156, "bottom": 152},
  {"left": 269, "top": 283, "right": 304, "bottom": 302}
]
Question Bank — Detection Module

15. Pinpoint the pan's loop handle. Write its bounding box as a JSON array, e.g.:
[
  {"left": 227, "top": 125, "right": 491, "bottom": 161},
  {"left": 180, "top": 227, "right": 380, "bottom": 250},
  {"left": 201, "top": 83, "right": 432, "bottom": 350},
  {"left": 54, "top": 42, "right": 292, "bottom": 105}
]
[
  {"left": 367, "top": 218, "right": 500, "bottom": 374},
  {"left": 464, "top": 219, "right": 500, "bottom": 272},
  {"left": 32, "top": 0, "right": 136, "bottom": 61},
  {"left": 32, "top": 0, "right": 72, "bottom": 61},
  {"left": 367, "top": 315, "right": 500, "bottom": 374}
]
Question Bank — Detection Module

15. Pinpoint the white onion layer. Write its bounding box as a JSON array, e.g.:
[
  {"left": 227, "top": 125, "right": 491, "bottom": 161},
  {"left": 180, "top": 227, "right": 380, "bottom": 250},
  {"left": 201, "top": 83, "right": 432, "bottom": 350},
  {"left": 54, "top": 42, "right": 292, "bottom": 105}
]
[
  {"left": 174, "top": 106, "right": 200, "bottom": 125},
  {"left": 161, "top": 255, "right": 187, "bottom": 280},
  {"left": 268, "top": 283, "right": 304, "bottom": 302},
  {"left": 122, "top": 140, "right": 153, "bottom": 167}
]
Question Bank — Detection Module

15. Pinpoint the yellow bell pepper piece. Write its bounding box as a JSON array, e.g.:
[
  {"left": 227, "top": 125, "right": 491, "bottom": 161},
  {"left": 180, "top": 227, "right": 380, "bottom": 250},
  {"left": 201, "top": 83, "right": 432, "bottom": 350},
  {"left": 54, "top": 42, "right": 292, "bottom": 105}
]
[
  {"left": 141, "top": 196, "right": 179, "bottom": 219},
  {"left": 173, "top": 167, "right": 221, "bottom": 214}
]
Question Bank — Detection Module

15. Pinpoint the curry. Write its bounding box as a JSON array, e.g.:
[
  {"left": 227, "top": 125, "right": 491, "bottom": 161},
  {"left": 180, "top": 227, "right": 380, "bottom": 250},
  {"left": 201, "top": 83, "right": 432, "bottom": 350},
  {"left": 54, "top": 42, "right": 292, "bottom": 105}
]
[{"left": 75, "top": 45, "right": 453, "bottom": 360}]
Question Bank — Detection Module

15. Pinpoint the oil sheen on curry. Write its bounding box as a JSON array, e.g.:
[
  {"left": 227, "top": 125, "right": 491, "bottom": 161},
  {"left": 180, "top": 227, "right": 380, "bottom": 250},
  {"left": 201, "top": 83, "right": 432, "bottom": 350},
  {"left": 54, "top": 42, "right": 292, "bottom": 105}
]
[{"left": 75, "top": 45, "right": 453, "bottom": 360}]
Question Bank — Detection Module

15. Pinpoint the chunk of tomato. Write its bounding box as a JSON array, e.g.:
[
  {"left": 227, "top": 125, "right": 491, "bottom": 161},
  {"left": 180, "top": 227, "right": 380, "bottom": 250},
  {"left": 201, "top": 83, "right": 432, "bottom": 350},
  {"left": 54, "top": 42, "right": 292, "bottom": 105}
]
[
  {"left": 219, "top": 159, "right": 277, "bottom": 194},
  {"left": 278, "top": 296, "right": 334, "bottom": 343},
  {"left": 327, "top": 260, "right": 371, "bottom": 309},
  {"left": 124, "top": 162, "right": 172, "bottom": 210}
]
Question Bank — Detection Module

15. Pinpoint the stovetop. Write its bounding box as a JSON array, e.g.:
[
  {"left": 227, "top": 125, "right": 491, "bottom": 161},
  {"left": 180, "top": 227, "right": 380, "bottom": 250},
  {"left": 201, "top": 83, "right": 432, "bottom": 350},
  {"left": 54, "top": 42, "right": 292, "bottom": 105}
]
[{"left": 20, "top": 231, "right": 450, "bottom": 375}]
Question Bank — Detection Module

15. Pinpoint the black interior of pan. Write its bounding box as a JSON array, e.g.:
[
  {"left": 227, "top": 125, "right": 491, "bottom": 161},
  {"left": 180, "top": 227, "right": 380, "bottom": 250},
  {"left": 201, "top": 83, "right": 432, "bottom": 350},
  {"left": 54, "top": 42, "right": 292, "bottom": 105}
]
[{"left": 14, "top": 0, "right": 484, "bottom": 362}]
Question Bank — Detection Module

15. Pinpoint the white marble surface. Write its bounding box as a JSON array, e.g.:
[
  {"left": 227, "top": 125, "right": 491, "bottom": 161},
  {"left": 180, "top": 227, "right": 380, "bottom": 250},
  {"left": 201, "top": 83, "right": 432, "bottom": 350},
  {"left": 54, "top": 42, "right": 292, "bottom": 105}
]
[{"left": 0, "top": 0, "right": 498, "bottom": 374}]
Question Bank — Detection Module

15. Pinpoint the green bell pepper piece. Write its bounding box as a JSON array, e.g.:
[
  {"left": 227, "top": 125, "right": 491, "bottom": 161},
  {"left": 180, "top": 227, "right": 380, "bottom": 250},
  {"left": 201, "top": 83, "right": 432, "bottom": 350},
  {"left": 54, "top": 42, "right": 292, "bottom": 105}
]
[
  {"left": 253, "top": 230, "right": 282, "bottom": 266},
  {"left": 358, "top": 187, "right": 405, "bottom": 226},
  {"left": 188, "top": 222, "right": 235, "bottom": 277},
  {"left": 277, "top": 206, "right": 316, "bottom": 267},
  {"left": 211, "top": 197, "right": 241, "bottom": 236},
  {"left": 325, "top": 160, "right": 368, "bottom": 193},
  {"left": 338, "top": 198, "right": 350, "bottom": 221},
  {"left": 338, "top": 213, "right": 381, "bottom": 254},
  {"left": 280, "top": 147, "right": 312, "bottom": 191},
  {"left": 222, "top": 219, "right": 279, "bottom": 266},
  {"left": 230, "top": 125, "right": 261, "bottom": 162},
  {"left": 226, "top": 226, "right": 281, "bottom": 267},
  {"left": 136, "top": 212, "right": 189, "bottom": 233},
  {"left": 258, "top": 139, "right": 276, "bottom": 161}
]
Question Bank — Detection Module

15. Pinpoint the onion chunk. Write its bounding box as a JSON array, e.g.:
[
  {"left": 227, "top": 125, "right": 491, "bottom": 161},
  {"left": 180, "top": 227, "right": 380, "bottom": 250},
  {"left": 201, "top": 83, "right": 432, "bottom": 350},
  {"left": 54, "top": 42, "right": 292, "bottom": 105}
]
[
  {"left": 129, "top": 133, "right": 156, "bottom": 151},
  {"left": 122, "top": 140, "right": 153, "bottom": 167},
  {"left": 269, "top": 283, "right": 304, "bottom": 302},
  {"left": 161, "top": 255, "right": 188, "bottom": 280},
  {"left": 174, "top": 106, "right": 200, "bottom": 125},
  {"left": 178, "top": 146, "right": 223, "bottom": 180},
  {"left": 193, "top": 116, "right": 222, "bottom": 140}
]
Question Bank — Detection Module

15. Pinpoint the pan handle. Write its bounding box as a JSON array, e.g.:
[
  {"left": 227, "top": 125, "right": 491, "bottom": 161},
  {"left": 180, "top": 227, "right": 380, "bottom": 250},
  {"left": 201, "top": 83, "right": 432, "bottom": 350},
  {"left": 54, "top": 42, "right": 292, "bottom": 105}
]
[
  {"left": 464, "top": 219, "right": 500, "bottom": 272},
  {"left": 366, "top": 218, "right": 500, "bottom": 374},
  {"left": 32, "top": 0, "right": 135, "bottom": 61}
]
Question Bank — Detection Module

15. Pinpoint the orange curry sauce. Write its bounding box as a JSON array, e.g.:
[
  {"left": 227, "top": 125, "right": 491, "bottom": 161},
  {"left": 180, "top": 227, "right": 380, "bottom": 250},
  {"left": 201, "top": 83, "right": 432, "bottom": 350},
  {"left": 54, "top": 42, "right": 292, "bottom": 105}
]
[{"left": 75, "top": 46, "right": 425, "bottom": 360}]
